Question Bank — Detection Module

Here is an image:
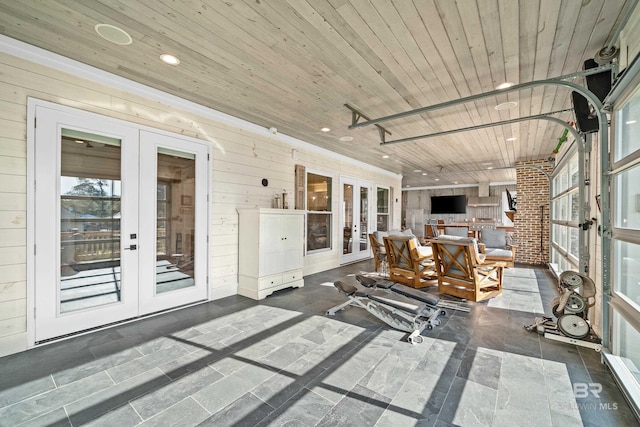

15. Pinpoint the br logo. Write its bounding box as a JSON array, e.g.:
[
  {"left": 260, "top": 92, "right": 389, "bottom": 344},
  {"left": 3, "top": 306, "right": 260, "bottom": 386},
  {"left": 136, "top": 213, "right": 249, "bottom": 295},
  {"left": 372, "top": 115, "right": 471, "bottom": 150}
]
[{"left": 573, "top": 382, "right": 603, "bottom": 399}]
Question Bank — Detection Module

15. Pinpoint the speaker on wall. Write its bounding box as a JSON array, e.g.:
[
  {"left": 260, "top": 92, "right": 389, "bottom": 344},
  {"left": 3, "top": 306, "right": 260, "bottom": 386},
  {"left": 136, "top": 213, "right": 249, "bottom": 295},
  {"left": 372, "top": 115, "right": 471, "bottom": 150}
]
[
  {"left": 583, "top": 58, "right": 612, "bottom": 102},
  {"left": 571, "top": 59, "right": 612, "bottom": 134},
  {"left": 571, "top": 91, "right": 599, "bottom": 133}
]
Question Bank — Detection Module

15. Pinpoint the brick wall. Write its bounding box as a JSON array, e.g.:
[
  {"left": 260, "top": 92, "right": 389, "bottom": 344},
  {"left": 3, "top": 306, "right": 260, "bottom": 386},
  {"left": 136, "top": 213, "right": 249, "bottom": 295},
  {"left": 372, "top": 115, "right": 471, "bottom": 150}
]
[{"left": 515, "top": 160, "right": 553, "bottom": 265}]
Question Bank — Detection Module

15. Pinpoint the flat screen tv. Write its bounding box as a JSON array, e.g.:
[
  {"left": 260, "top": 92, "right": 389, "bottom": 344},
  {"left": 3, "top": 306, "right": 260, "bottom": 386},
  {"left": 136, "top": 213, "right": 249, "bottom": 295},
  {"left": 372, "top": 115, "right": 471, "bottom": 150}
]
[{"left": 430, "top": 195, "right": 467, "bottom": 214}]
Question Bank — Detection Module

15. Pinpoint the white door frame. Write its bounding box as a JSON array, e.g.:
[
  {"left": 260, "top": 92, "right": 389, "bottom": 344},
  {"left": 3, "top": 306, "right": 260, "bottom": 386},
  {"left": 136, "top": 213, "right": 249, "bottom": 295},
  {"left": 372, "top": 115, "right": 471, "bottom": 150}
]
[
  {"left": 27, "top": 99, "right": 210, "bottom": 345},
  {"left": 339, "top": 176, "right": 372, "bottom": 264}
]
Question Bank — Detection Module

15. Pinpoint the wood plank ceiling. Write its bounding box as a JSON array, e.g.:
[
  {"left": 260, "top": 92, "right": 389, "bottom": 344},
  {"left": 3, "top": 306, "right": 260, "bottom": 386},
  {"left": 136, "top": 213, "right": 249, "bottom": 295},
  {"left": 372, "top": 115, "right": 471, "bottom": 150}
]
[{"left": 0, "top": 0, "right": 630, "bottom": 187}]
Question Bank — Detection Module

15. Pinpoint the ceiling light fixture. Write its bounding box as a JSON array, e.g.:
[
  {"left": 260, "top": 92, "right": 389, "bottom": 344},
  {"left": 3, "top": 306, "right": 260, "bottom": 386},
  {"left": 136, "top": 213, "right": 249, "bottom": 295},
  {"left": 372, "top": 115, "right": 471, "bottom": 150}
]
[
  {"left": 422, "top": 173, "right": 427, "bottom": 176},
  {"left": 382, "top": 155, "right": 389, "bottom": 159},
  {"left": 75, "top": 140, "right": 84, "bottom": 144},
  {"left": 506, "top": 137, "right": 517, "bottom": 141},
  {"left": 160, "top": 54, "right": 180, "bottom": 65},
  {"left": 495, "top": 101, "right": 518, "bottom": 111},
  {"left": 626, "top": 120, "right": 637, "bottom": 125},
  {"left": 95, "top": 24, "right": 132, "bottom": 45},
  {"left": 434, "top": 178, "right": 440, "bottom": 181},
  {"left": 496, "top": 82, "right": 513, "bottom": 90},
  {"left": 487, "top": 167, "right": 494, "bottom": 170},
  {"left": 320, "top": 127, "right": 331, "bottom": 132},
  {"left": 413, "top": 169, "right": 422, "bottom": 173},
  {"left": 339, "top": 136, "right": 353, "bottom": 141}
]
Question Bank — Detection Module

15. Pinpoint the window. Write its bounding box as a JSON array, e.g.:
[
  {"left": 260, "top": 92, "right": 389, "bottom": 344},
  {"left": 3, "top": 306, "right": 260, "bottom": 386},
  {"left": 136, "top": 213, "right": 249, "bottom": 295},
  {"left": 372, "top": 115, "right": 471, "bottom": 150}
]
[
  {"left": 306, "top": 172, "right": 332, "bottom": 252},
  {"left": 157, "top": 182, "right": 170, "bottom": 256},
  {"left": 550, "top": 148, "right": 581, "bottom": 274},
  {"left": 607, "top": 77, "right": 640, "bottom": 415},
  {"left": 614, "top": 85, "right": 640, "bottom": 163},
  {"left": 614, "top": 163, "right": 640, "bottom": 231},
  {"left": 376, "top": 187, "right": 390, "bottom": 231}
]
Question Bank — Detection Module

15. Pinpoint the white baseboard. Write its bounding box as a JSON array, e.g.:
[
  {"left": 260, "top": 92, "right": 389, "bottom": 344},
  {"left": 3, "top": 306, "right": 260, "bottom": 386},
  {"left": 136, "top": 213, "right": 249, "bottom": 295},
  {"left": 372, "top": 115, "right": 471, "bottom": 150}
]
[{"left": 210, "top": 283, "right": 238, "bottom": 300}]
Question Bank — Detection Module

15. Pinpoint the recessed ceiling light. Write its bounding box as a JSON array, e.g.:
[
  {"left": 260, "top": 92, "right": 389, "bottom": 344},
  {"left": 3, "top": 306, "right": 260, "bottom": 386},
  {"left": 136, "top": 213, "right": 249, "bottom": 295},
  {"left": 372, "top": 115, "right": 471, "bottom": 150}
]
[
  {"left": 320, "top": 127, "right": 331, "bottom": 132},
  {"left": 506, "top": 137, "right": 517, "bottom": 141},
  {"left": 382, "top": 155, "right": 390, "bottom": 159},
  {"left": 422, "top": 173, "right": 427, "bottom": 176},
  {"left": 95, "top": 24, "right": 132, "bottom": 45},
  {"left": 160, "top": 54, "right": 180, "bottom": 65},
  {"left": 339, "top": 136, "right": 353, "bottom": 141},
  {"left": 496, "top": 82, "right": 513, "bottom": 90},
  {"left": 75, "top": 140, "right": 84, "bottom": 144},
  {"left": 413, "top": 169, "right": 422, "bottom": 173},
  {"left": 453, "top": 181, "right": 458, "bottom": 184},
  {"left": 434, "top": 178, "right": 440, "bottom": 181},
  {"left": 405, "top": 184, "right": 410, "bottom": 187},
  {"left": 626, "top": 120, "right": 637, "bottom": 125},
  {"left": 487, "top": 167, "right": 494, "bottom": 170},
  {"left": 495, "top": 102, "right": 518, "bottom": 111}
]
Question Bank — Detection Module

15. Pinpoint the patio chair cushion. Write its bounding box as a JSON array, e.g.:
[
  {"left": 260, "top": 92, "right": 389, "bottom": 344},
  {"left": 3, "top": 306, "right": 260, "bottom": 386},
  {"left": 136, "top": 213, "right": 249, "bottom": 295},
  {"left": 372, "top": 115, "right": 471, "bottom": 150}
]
[
  {"left": 485, "top": 248, "right": 512, "bottom": 258},
  {"left": 481, "top": 228, "right": 507, "bottom": 249},
  {"left": 444, "top": 227, "right": 469, "bottom": 237}
]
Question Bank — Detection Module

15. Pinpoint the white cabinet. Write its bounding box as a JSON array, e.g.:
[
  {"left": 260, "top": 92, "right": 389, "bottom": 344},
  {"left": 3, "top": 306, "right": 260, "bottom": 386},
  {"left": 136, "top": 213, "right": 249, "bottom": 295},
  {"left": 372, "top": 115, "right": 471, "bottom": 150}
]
[{"left": 237, "top": 208, "right": 305, "bottom": 300}]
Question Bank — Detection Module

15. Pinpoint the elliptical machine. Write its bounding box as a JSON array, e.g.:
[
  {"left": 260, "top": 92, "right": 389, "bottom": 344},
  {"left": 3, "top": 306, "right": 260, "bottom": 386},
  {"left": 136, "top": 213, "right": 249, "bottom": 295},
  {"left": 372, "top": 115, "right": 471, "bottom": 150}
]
[{"left": 525, "top": 270, "right": 602, "bottom": 351}]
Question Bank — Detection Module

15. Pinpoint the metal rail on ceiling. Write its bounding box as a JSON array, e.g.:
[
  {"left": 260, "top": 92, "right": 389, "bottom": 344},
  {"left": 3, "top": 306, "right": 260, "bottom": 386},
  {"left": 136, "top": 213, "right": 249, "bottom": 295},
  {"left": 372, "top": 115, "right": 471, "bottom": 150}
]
[
  {"left": 380, "top": 109, "right": 573, "bottom": 145},
  {"left": 347, "top": 64, "right": 613, "bottom": 131}
]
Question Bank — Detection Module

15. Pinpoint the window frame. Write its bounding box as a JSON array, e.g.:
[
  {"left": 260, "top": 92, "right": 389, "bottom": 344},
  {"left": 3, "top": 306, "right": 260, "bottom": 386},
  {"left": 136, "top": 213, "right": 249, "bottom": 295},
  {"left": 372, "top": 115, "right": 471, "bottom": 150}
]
[
  {"left": 305, "top": 170, "right": 334, "bottom": 254},
  {"left": 605, "top": 72, "right": 640, "bottom": 418},
  {"left": 376, "top": 186, "right": 390, "bottom": 232}
]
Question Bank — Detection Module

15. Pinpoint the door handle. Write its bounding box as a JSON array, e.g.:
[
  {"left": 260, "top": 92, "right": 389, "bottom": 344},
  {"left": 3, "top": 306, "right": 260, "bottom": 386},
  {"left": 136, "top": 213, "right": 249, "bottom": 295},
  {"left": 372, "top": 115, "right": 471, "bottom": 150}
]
[{"left": 124, "top": 244, "right": 137, "bottom": 250}]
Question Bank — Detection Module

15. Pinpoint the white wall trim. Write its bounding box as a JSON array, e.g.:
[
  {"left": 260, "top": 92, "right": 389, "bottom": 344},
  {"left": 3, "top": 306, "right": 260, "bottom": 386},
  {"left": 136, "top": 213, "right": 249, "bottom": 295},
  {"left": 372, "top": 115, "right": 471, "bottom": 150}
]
[
  {"left": 210, "top": 284, "right": 238, "bottom": 301},
  {"left": 25, "top": 96, "right": 36, "bottom": 348},
  {"left": 0, "top": 34, "right": 399, "bottom": 180}
]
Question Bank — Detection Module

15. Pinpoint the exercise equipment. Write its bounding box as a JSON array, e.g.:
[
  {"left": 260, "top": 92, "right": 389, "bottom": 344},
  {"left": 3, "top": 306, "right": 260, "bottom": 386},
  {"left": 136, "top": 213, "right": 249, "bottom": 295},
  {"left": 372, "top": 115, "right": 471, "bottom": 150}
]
[
  {"left": 525, "top": 270, "right": 602, "bottom": 351},
  {"left": 355, "top": 275, "right": 470, "bottom": 313},
  {"left": 326, "top": 280, "right": 444, "bottom": 344}
]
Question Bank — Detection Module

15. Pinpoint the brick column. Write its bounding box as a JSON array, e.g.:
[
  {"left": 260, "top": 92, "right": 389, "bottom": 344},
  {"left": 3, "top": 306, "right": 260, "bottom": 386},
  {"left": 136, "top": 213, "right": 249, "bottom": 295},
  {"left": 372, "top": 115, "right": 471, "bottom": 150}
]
[{"left": 515, "top": 160, "right": 553, "bottom": 265}]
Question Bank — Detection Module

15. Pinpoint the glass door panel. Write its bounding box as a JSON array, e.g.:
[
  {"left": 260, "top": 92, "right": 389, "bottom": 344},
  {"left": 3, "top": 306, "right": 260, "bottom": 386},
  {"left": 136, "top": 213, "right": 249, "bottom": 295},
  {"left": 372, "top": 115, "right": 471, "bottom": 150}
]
[
  {"left": 60, "top": 135, "right": 123, "bottom": 312},
  {"left": 360, "top": 186, "right": 369, "bottom": 252},
  {"left": 340, "top": 177, "right": 371, "bottom": 264},
  {"left": 156, "top": 151, "right": 196, "bottom": 294},
  {"left": 138, "top": 130, "right": 208, "bottom": 315},
  {"left": 343, "top": 183, "right": 353, "bottom": 255}
]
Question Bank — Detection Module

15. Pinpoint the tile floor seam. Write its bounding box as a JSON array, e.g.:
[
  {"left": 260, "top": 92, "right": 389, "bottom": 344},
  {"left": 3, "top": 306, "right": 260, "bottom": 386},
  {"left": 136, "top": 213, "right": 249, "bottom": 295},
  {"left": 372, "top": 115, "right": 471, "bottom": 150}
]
[
  {"left": 103, "top": 368, "right": 117, "bottom": 385},
  {"left": 248, "top": 391, "right": 278, "bottom": 411},
  {"left": 190, "top": 393, "right": 210, "bottom": 417},
  {"left": 126, "top": 400, "right": 145, "bottom": 422},
  {"left": 50, "top": 373, "right": 58, "bottom": 389},
  {"left": 63, "top": 405, "right": 74, "bottom": 427}
]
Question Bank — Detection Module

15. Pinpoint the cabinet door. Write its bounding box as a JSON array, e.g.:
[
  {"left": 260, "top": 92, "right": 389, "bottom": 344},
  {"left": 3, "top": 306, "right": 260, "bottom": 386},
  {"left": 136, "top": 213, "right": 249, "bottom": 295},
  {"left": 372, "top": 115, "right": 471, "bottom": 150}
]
[
  {"left": 282, "top": 214, "right": 304, "bottom": 272},
  {"left": 259, "top": 214, "right": 284, "bottom": 277}
]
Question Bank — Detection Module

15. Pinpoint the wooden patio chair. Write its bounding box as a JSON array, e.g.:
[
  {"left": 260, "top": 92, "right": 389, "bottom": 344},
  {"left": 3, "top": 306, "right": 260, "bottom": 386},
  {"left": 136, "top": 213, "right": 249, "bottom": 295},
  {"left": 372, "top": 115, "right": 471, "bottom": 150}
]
[
  {"left": 383, "top": 235, "right": 437, "bottom": 288},
  {"left": 369, "top": 233, "right": 388, "bottom": 276},
  {"left": 429, "top": 236, "right": 505, "bottom": 302}
]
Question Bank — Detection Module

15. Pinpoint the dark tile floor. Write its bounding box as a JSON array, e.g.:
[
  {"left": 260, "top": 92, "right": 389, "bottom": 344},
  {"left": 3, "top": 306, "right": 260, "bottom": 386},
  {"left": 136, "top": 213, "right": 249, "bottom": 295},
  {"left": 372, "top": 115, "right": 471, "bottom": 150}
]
[{"left": 0, "top": 261, "right": 636, "bottom": 426}]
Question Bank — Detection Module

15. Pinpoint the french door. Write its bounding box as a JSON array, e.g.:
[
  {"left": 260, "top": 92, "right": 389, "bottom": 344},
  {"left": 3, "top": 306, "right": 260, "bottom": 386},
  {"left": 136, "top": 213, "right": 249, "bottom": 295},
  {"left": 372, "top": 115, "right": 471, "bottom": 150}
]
[
  {"left": 340, "top": 177, "right": 371, "bottom": 264},
  {"left": 32, "top": 101, "right": 209, "bottom": 342}
]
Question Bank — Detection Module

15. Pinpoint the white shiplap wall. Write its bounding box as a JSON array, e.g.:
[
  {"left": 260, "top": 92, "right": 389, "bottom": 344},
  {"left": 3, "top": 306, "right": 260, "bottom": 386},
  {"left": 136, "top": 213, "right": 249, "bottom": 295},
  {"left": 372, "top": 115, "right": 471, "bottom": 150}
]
[{"left": 0, "top": 49, "right": 401, "bottom": 357}]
